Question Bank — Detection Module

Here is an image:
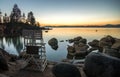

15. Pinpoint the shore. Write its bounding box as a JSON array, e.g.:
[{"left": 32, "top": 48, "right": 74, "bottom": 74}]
[{"left": 1, "top": 60, "right": 86, "bottom": 77}]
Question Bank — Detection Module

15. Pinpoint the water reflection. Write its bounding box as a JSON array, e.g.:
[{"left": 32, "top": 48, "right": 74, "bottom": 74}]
[
  {"left": 0, "top": 28, "right": 120, "bottom": 62},
  {"left": 0, "top": 36, "right": 23, "bottom": 55}
]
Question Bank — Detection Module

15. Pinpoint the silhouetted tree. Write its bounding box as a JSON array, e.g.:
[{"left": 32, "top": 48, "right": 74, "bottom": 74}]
[{"left": 27, "top": 11, "right": 36, "bottom": 25}]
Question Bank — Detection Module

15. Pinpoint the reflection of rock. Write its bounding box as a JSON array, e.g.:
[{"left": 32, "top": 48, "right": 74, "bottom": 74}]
[
  {"left": 52, "top": 63, "right": 81, "bottom": 77},
  {"left": 84, "top": 52, "right": 120, "bottom": 77},
  {"left": 48, "top": 38, "right": 58, "bottom": 50}
]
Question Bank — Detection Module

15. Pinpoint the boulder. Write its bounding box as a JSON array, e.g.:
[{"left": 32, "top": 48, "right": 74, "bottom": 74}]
[
  {"left": 74, "top": 36, "right": 82, "bottom": 41},
  {"left": 99, "top": 35, "right": 115, "bottom": 48},
  {"left": 0, "top": 48, "right": 11, "bottom": 62},
  {"left": 103, "top": 47, "right": 120, "bottom": 58},
  {"left": 88, "top": 39, "right": 99, "bottom": 47},
  {"left": 52, "top": 63, "right": 81, "bottom": 77},
  {"left": 74, "top": 43, "right": 89, "bottom": 58},
  {"left": 0, "top": 74, "right": 9, "bottom": 77},
  {"left": 87, "top": 47, "right": 98, "bottom": 53},
  {"left": 84, "top": 52, "right": 120, "bottom": 77},
  {"left": 79, "top": 38, "right": 87, "bottom": 44},
  {"left": 0, "top": 55, "right": 9, "bottom": 71},
  {"left": 68, "top": 39, "right": 74, "bottom": 43},
  {"left": 111, "top": 39, "right": 120, "bottom": 50},
  {"left": 48, "top": 38, "right": 58, "bottom": 50},
  {"left": 67, "top": 45, "right": 75, "bottom": 54},
  {"left": 74, "top": 43, "right": 89, "bottom": 54}
]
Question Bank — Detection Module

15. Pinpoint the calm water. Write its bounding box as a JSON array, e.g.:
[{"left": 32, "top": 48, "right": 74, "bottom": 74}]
[{"left": 0, "top": 28, "right": 120, "bottom": 62}]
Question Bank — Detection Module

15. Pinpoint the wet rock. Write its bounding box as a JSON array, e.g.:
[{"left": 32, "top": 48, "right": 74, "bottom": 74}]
[
  {"left": 74, "top": 43, "right": 89, "bottom": 54},
  {"left": 60, "top": 40, "right": 64, "bottom": 42},
  {"left": 0, "top": 48, "right": 11, "bottom": 62},
  {"left": 67, "top": 45, "right": 75, "bottom": 54},
  {"left": 99, "top": 35, "right": 115, "bottom": 48},
  {"left": 88, "top": 39, "right": 99, "bottom": 47},
  {"left": 0, "top": 74, "right": 9, "bottom": 77},
  {"left": 79, "top": 38, "right": 87, "bottom": 44},
  {"left": 87, "top": 47, "right": 98, "bottom": 53},
  {"left": 74, "top": 36, "right": 82, "bottom": 41},
  {"left": 74, "top": 43, "right": 89, "bottom": 58},
  {"left": 48, "top": 38, "right": 58, "bottom": 50},
  {"left": 103, "top": 47, "right": 120, "bottom": 58},
  {"left": 84, "top": 52, "right": 120, "bottom": 77},
  {"left": 52, "top": 63, "right": 81, "bottom": 77},
  {"left": 111, "top": 39, "right": 120, "bottom": 51},
  {"left": 68, "top": 39, "right": 74, "bottom": 43},
  {"left": 9, "top": 54, "right": 18, "bottom": 62}
]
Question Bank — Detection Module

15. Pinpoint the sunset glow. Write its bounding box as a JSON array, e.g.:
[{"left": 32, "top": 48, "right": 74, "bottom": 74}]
[{"left": 0, "top": 0, "right": 120, "bottom": 26}]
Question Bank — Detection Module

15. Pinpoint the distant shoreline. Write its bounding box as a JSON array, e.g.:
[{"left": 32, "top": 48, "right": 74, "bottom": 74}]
[{"left": 48, "top": 26, "right": 120, "bottom": 28}]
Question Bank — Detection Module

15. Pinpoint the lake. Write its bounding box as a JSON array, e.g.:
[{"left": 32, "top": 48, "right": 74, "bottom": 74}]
[{"left": 0, "top": 28, "right": 120, "bottom": 62}]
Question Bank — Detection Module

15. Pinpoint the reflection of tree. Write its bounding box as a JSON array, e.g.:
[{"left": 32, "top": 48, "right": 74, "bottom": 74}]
[
  {"left": 12, "top": 36, "right": 23, "bottom": 54},
  {"left": 0, "top": 37, "right": 5, "bottom": 49},
  {"left": 1, "top": 37, "right": 23, "bottom": 54},
  {"left": 5, "top": 37, "right": 13, "bottom": 46}
]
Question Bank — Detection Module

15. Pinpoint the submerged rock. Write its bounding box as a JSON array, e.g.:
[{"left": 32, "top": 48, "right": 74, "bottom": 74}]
[
  {"left": 52, "top": 63, "right": 81, "bottom": 77},
  {"left": 84, "top": 52, "right": 120, "bottom": 77}
]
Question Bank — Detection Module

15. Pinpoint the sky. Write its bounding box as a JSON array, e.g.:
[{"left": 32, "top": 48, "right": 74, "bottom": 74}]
[{"left": 0, "top": 0, "right": 120, "bottom": 26}]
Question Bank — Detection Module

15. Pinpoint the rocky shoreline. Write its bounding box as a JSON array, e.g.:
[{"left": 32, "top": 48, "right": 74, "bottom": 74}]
[{"left": 0, "top": 35, "right": 120, "bottom": 77}]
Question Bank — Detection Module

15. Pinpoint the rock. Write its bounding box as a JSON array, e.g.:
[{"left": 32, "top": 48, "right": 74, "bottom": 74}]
[
  {"left": 0, "top": 55, "right": 9, "bottom": 71},
  {"left": 88, "top": 39, "right": 99, "bottom": 47},
  {"left": 74, "top": 36, "right": 82, "bottom": 41},
  {"left": 111, "top": 39, "right": 120, "bottom": 50},
  {"left": 103, "top": 47, "right": 120, "bottom": 58},
  {"left": 48, "top": 38, "right": 58, "bottom": 50},
  {"left": 74, "top": 43, "right": 89, "bottom": 54},
  {"left": 67, "top": 45, "right": 75, "bottom": 54},
  {"left": 0, "top": 74, "right": 9, "bottom": 77},
  {"left": 52, "top": 63, "right": 81, "bottom": 77},
  {"left": 0, "top": 48, "right": 11, "bottom": 62},
  {"left": 84, "top": 52, "right": 120, "bottom": 77},
  {"left": 87, "top": 47, "right": 98, "bottom": 53},
  {"left": 99, "top": 35, "right": 115, "bottom": 48},
  {"left": 68, "top": 39, "right": 74, "bottom": 43},
  {"left": 9, "top": 54, "right": 18, "bottom": 62},
  {"left": 60, "top": 40, "right": 64, "bottom": 42},
  {"left": 79, "top": 38, "right": 87, "bottom": 44}
]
